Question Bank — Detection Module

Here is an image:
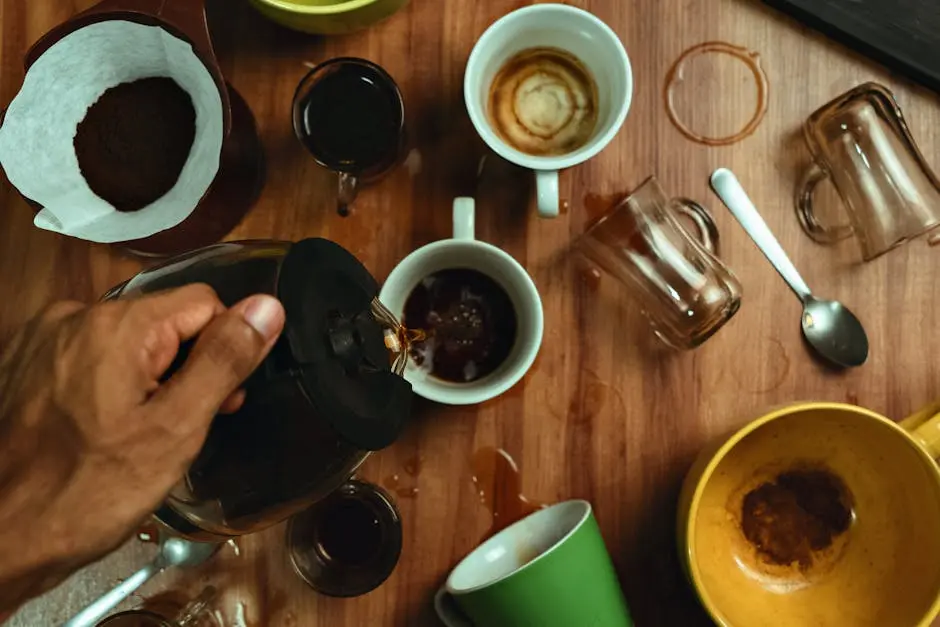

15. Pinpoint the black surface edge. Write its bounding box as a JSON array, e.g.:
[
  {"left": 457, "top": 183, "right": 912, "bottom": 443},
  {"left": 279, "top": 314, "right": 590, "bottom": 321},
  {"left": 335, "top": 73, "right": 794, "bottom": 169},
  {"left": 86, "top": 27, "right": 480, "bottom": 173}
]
[{"left": 762, "top": 0, "right": 940, "bottom": 95}]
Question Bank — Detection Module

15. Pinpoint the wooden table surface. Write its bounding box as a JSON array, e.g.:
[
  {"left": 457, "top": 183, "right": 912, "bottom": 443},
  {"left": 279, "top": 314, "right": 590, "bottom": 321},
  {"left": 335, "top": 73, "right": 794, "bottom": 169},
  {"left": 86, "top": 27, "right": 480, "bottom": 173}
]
[{"left": 5, "top": 0, "right": 940, "bottom": 626}]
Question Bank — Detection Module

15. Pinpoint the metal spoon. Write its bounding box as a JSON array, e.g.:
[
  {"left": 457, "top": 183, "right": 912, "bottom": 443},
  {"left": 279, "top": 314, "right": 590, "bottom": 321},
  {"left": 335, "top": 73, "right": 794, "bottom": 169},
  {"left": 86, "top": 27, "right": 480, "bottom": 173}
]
[
  {"left": 710, "top": 168, "right": 869, "bottom": 368},
  {"left": 63, "top": 534, "right": 219, "bottom": 627}
]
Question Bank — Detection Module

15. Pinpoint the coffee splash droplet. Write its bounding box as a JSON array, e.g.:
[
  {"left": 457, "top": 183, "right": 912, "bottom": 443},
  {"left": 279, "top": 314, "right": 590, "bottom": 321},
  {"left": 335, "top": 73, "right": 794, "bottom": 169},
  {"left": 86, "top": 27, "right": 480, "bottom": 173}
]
[
  {"left": 403, "top": 455, "right": 424, "bottom": 477},
  {"left": 382, "top": 455, "right": 424, "bottom": 499},
  {"left": 582, "top": 266, "right": 602, "bottom": 291}
]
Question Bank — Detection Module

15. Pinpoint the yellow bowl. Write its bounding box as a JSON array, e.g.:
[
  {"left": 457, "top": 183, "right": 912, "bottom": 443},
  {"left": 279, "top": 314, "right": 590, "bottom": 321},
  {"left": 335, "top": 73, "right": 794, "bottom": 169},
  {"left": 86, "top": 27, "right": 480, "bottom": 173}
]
[
  {"left": 248, "top": 0, "right": 409, "bottom": 35},
  {"left": 678, "top": 402, "right": 940, "bottom": 626}
]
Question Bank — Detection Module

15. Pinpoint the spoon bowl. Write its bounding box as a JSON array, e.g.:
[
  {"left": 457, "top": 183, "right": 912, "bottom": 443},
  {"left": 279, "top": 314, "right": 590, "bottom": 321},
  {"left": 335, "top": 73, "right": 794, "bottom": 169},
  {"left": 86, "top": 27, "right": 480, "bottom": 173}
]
[
  {"left": 160, "top": 536, "right": 219, "bottom": 569},
  {"left": 801, "top": 297, "right": 869, "bottom": 368}
]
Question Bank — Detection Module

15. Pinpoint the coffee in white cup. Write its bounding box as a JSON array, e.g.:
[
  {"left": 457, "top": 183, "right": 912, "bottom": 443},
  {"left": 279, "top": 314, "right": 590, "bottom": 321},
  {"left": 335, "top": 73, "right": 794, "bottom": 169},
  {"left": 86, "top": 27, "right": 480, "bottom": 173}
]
[{"left": 379, "top": 198, "right": 543, "bottom": 405}]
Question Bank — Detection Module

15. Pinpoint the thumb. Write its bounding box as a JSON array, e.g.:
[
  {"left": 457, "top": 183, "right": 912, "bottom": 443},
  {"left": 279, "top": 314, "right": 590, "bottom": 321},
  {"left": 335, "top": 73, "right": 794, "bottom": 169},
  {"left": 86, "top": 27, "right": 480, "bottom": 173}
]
[{"left": 148, "top": 294, "right": 285, "bottom": 429}]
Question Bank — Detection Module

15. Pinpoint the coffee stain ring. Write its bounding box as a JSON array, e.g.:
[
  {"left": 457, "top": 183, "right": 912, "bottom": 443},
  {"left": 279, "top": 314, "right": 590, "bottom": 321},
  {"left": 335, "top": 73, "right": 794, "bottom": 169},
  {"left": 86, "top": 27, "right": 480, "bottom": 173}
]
[{"left": 664, "top": 41, "right": 769, "bottom": 146}]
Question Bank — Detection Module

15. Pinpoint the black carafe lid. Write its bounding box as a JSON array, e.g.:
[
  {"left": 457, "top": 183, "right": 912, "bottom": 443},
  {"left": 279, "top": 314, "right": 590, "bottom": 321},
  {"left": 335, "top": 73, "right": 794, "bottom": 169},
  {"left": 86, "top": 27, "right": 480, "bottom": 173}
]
[{"left": 276, "top": 238, "right": 412, "bottom": 451}]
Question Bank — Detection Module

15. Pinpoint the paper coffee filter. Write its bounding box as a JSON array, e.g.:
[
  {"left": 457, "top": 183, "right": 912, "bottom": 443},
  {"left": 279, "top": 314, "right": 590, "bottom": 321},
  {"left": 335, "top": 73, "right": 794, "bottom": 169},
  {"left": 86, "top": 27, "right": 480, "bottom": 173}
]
[{"left": 0, "top": 20, "right": 224, "bottom": 243}]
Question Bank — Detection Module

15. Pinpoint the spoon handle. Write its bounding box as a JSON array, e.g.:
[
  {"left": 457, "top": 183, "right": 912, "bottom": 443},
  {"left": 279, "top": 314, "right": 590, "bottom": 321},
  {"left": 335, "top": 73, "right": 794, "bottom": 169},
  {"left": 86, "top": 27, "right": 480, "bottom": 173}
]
[
  {"left": 710, "top": 168, "right": 813, "bottom": 301},
  {"left": 62, "top": 560, "right": 164, "bottom": 627}
]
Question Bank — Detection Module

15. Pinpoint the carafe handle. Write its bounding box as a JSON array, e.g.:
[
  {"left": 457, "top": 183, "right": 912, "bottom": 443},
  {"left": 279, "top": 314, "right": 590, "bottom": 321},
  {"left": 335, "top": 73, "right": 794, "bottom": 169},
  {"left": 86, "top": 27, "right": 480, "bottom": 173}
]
[
  {"left": 24, "top": 0, "right": 230, "bottom": 135},
  {"left": 795, "top": 162, "right": 854, "bottom": 244}
]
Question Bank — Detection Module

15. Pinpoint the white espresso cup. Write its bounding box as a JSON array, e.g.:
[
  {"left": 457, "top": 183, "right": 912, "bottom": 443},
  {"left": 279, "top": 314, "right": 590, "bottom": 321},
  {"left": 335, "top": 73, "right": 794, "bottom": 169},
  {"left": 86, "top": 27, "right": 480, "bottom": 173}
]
[
  {"left": 379, "top": 198, "right": 543, "bottom": 405},
  {"left": 464, "top": 4, "right": 633, "bottom": 218}
]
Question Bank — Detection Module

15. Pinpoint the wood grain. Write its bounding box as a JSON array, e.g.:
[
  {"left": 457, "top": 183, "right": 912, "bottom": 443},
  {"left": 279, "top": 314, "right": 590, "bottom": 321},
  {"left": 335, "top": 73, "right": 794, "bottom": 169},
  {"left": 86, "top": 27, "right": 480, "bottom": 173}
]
[{"left": 5, "top": 0, "right": 940, "bottom": 625}]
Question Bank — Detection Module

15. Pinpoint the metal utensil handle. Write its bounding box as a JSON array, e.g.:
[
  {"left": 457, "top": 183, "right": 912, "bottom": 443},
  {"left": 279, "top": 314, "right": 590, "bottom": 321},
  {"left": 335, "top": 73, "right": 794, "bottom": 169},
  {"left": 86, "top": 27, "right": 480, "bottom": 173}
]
[
  {"left": 62, "top": 560, "right": 164, "bottom": 627},
  {"left": 710, "top": 168, "right": 812, "bottom": 301}
]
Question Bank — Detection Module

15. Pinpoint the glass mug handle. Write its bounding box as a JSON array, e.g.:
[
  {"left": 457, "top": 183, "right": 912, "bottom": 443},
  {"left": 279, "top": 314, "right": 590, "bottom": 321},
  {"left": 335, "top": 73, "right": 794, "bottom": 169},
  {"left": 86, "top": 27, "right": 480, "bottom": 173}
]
[
  {"left": 338, "top": 173, "right": 359, "bottom": 217},
  {"left": 173, "top": 586, "right": 216, "bottom": 627},
  {"left": 673, "top": 197, "right": 721, "bottom": 254},
  {"left": 796, "top": 162, "right": 854, "bottom": 244}
]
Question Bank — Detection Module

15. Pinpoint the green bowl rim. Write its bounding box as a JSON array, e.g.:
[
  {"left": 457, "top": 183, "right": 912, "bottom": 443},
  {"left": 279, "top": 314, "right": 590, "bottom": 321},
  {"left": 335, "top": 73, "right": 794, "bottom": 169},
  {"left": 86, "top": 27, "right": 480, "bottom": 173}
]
[{"left": 252, "top": 0, "right": 388, "bottom": 15}]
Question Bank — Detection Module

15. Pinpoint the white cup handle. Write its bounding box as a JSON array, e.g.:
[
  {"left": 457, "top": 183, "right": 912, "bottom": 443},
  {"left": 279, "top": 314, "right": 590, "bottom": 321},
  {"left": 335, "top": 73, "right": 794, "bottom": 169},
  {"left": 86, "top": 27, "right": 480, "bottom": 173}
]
[
  {"left": 453, "top": 197, "right": 476, "bottom": 240},
  {"left": 535, "top": 170, "right": 559, "bottom": 218},
  {"left": 434, "top": 587, "right": 474, "bottom": 627}
]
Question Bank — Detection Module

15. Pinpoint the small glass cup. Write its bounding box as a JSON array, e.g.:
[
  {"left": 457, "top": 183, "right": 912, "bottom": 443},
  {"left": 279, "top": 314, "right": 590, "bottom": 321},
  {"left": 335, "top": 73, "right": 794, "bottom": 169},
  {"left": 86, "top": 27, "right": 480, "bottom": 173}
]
[
  {"left": 287, "top": 480, "right": 402, "bottom": 598},
  {"left": 797, "top": 82, "right": 940, "bottom": 261},
  {"left": 578, "top": 176, "right": 742, "bottom": 350},
  {"left": 95, "top": 587, "right": 216, "bottom": 627},
  {"left": 292, "top": 58, "right": 406, "bottom": 217}
]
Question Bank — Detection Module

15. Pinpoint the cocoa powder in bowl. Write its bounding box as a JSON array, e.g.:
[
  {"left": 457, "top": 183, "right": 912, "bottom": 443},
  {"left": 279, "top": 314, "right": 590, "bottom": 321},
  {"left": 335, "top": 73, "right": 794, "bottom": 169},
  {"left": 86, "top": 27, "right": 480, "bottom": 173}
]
[{"left": 74, "top": 77, "right": 196, "bottom": 212}]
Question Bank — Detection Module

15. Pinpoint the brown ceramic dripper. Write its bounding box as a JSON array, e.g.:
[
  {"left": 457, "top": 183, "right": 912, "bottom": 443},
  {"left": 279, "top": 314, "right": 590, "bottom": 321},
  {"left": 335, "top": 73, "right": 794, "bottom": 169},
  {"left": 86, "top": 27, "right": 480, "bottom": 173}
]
[
  {"left": 797, "top": 83, "right": 940, "bottom": 261},
  {"left": 19, "top": 0, "right": 264, "bottom": 256}
]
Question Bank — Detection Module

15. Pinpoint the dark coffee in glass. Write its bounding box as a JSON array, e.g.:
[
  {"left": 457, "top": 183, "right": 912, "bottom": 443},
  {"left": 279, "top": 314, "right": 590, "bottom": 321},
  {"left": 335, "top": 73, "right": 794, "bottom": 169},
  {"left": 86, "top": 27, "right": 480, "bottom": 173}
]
[{"left": 292, "top": 58, "right": 405, "bottom": 216}]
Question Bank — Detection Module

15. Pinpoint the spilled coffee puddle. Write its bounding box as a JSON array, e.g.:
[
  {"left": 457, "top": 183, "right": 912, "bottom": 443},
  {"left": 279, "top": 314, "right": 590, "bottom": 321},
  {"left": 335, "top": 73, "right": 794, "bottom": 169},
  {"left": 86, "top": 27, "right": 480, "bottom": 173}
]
[
  {"left": 741, "top": 467, "right": 853, "bottom": 571},
  {"left": 472, "top": 447, "right": 547, "bottom": 540},
  {"left": 664, "top": 41, "right": 769, "bottom": 146}
]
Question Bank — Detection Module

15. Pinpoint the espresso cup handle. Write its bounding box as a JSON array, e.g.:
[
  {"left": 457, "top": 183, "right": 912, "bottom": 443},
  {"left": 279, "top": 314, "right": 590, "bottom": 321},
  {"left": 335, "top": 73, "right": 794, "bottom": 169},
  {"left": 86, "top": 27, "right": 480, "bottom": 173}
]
[
  {"left": 453, "top": 197, "right": 476, "bottom": 240},
  {"left": 434, "top": 587, "right": 474, "bottom": 627},
  {"left": 536, "top": 170, "right": 560, "bottom": 218},
  {"left": 673, "top": 198, "right": 721, "bottom": 255},
  {"left": 796, "top": 162, "right": 854, "bottom": 244}
]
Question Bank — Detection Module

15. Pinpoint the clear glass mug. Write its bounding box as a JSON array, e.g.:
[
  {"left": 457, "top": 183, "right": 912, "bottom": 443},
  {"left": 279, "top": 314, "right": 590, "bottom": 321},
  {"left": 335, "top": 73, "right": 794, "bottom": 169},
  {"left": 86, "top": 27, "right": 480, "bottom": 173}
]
[
  {"left": 95, "top": 587, "right": 216, "bottom": 627},
  {"left": 797, "top": 82, "right": 940, "bottom": 261},
  {"left": 578, "top": 176, "right": 742, "bottom": 350},
  {"left": 292, "top": 57, "right": 406, "bottom": 217}
]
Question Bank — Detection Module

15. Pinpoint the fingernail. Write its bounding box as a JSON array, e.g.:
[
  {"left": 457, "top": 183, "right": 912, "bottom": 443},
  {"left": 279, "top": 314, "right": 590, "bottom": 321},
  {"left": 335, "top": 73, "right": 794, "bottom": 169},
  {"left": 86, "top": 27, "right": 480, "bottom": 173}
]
[{"left": 243, "top": 295, "right": 285, "bottom": 340}]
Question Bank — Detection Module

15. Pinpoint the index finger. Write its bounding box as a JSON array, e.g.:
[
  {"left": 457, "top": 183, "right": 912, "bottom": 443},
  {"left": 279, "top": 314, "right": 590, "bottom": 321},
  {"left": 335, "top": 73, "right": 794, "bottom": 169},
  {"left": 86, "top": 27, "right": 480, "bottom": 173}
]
[{"left": 130, "top": 284, "right": 226, "bottom": 380}]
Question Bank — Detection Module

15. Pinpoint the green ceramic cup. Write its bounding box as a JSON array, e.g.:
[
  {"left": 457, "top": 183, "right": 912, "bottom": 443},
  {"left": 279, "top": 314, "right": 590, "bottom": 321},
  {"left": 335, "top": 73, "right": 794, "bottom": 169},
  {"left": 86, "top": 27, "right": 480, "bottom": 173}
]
[{"left": 434, "top": 501, "right": 633, "bottom": 627}]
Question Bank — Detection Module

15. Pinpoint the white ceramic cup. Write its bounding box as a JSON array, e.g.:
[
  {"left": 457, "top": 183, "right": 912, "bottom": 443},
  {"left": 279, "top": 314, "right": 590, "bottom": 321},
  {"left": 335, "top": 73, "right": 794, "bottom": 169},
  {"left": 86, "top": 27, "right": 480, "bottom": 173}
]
[
  {"left": 379, "top": 198, "right": 543, "bottom": 405},
  {"left": 464, "top": 4, "right": 633, "bottom": 219}
]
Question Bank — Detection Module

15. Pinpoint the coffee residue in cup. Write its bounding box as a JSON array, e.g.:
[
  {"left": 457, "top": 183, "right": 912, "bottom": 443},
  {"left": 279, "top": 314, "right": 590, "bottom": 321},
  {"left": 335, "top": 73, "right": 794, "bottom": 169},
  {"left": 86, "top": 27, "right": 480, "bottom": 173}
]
[
  {"left": 74, "top": 77, "right": 196, "bottom": 212},
  {"left": 488, "top": 47, "right": 598, "bottom": 156},
  {"left": 741, "top": 468, "right": 853, "bottom": 570}
]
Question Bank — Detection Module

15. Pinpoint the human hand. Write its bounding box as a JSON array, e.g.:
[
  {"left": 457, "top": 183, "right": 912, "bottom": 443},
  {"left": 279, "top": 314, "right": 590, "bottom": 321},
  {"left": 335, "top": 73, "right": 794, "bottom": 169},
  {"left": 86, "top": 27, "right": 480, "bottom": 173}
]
[{"left": 0, "top": 285, "right": 285, "bottom": 614}]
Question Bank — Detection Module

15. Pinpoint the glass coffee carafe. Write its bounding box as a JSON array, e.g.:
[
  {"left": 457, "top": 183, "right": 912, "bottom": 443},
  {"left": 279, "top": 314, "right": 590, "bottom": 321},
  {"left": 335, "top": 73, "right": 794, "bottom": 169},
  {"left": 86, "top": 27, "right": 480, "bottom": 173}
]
[{"left": 105, "top": 239, "right": 413, "bottom": 540}]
